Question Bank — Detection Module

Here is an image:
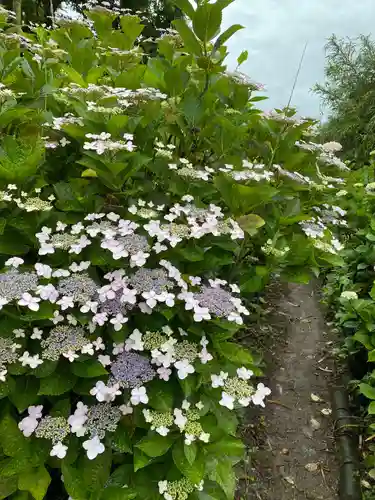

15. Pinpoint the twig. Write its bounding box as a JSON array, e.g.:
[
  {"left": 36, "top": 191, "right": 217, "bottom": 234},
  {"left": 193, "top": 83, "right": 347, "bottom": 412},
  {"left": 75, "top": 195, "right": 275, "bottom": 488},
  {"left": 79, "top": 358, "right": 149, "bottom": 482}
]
[{"left": 268, "top": 399, "right": 293, "bottom": 410}]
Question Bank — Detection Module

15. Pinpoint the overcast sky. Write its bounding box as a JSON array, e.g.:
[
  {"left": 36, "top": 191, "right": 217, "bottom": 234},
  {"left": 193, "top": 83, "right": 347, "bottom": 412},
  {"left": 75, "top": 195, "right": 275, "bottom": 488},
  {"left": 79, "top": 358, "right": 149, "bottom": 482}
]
[{"left": 221, "top": 0, "right": 375, "bottom": 118}]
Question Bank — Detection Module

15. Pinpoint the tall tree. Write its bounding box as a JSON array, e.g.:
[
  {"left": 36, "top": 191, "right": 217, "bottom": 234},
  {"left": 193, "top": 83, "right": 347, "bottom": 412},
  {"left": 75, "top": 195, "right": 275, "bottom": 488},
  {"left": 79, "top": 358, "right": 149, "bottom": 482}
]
[{"left": 315, "top": 34, "right": 375, "bottom": 164}]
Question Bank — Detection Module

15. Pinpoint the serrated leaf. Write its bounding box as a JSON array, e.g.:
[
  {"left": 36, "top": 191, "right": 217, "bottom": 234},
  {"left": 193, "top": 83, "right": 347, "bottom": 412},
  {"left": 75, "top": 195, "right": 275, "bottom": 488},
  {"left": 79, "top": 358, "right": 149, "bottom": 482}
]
[
  {"left": 112, "top": 424, "right": 133, "bottom": 454},
  {"left": 18, "top": 466, "right": 51, "bottom": 500},
  {"left": 133, "top": 448, "right": 153, "bottom": 472},
  {"left": 9, "top": 376, "right": 40, "bottom": 412},
  {"left": 70, "top": 359, "right": 108, "bottom": 378},
  {"left": 172, "top": 441, "right": 205, "bottom": 484},
  {"left": 208, "top": 459, "right": 235, "bottom": 499},
  {"left": 236, "top": 214, "right": 265, "bottom": 235},
  {"left": 215, "top": 342, "right": 253, "bottom": 366},
  {"left": 184, "top": 442, "right": 197, "bottom": 465},
  {"left": 0, "top": 414, "right": 30, "bottom": 457},
  {"left": 38, "top": 370, "right": 77, "bottom": 396},
  {"left": 136, "top": 433, "right": 175, "bottom": 458},
  {"left": 0, "top": 475, "right": 17, "bottom": 499}
]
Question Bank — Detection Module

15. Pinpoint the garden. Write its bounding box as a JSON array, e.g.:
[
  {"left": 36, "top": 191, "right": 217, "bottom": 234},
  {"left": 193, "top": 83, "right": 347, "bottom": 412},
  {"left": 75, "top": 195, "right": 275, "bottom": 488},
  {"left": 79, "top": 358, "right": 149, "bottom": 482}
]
[{"left": 0, "top": 0, "right": 374, "bottom": 498}]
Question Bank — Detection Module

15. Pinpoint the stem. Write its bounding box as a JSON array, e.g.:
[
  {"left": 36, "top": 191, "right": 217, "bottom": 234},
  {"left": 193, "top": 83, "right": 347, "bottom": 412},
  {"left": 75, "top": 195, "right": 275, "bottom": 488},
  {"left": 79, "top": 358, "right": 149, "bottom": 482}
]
[{"left": 12, "top": 0, "right": 21, "bottom": 29}]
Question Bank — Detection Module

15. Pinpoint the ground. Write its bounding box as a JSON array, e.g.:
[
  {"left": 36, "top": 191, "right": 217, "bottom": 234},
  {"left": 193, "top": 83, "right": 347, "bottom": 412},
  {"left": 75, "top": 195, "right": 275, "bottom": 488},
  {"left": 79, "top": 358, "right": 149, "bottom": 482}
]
[{"left": 239, "top": 281, "right": 339, "bottom": 499}]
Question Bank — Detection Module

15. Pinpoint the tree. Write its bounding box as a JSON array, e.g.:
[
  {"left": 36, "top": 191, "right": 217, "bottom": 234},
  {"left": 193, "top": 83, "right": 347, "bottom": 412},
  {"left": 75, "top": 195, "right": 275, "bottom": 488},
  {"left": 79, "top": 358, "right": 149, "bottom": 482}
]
[{"left": 314, "top": 34, "right": 375, "bottom": 164}]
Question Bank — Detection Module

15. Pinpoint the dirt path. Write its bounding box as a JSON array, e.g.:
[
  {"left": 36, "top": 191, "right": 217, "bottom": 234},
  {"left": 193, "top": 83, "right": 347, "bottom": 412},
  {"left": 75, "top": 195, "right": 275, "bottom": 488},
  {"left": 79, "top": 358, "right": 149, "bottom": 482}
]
[{"left": 240, "top": 282, "right": 339, "bottom": 499}]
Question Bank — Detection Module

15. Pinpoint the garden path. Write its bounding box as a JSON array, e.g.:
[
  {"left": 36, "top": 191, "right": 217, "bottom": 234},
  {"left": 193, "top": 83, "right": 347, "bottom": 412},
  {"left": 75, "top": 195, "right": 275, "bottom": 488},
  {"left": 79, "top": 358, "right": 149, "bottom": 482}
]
[{"left": 241, "top": 282, "right": 339, "bottom": 499}]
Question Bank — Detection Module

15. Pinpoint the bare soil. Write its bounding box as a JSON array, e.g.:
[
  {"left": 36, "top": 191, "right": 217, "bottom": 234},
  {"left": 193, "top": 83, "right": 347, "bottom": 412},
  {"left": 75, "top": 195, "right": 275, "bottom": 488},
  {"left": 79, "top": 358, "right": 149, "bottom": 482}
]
[{"left": 238, "top": 281, "right": 339, "bottom": 500}]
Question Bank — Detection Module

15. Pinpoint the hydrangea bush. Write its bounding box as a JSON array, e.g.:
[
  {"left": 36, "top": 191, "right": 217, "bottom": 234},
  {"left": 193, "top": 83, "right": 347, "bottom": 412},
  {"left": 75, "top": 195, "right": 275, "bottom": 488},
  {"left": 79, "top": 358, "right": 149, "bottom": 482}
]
[{"left": 0, "top": 1, "right": 350, "bottom": 498}]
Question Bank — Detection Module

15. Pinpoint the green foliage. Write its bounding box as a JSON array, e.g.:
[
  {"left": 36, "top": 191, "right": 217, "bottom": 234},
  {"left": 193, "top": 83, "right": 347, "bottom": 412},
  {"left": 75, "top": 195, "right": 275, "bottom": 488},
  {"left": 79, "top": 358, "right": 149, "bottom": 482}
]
[
  {"left": 0, "top": 1, "right": 351, "bottom": 498},
  {"left": 315, "top": 35, "right": 375, "bottom": 164}
]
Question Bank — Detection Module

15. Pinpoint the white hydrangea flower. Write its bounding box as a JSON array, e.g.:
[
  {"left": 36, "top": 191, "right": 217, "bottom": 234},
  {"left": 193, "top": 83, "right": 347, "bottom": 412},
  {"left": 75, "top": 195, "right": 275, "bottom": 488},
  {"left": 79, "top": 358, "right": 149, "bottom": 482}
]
[
  {"left": 31, "top": 328, "right": 43, "bottom": 340},
  {"left": 130, "top": 251, "right": 150, "bottom": 267},
  {"left": 174, "top": 359, "right": 195, "bottom": 380},
  {"left": 56, "top": 296, "right": 74, "bottom": 310},
  {"left": 157, "top": 366, "right": 172, "bottom": 381},
  {"left": 63, "top": 350, "right": 79, "bottom": 362},
  {"left": 211, "top": 372, "right": 228, "bottom": 388},
  {"left": 130, "top": 386, "right": 148, "bottom": 405},
  {"left": 5, "top": 257, "right": 24, "bottom": 268},
  {"left": 18, "top": 293, "right": 41, "bottom": 311},
  {"left": 237, "top": 367, "right": 254, "bottom": 380},
  {"left": 50, "top": 441, "right": 68, "bottom": 459},
  {"left": 98, "top": 354, "right": 111, "bottom": 367},
  {"left": 110, "top": 313, "right": 128, "bottom": 331},
  {"left": 90, "top": 381, "right": 121, "bottom": 402},
  {"left": 173, "top": 409, "right": 187, "bottom": 430},
  {"left": 19, "top": 351, "right": 43, "bottom": 369},
  {"left": 252, "top": 383, "right": 271, "bottom": 407},
  {"left": 125, "top": 329, "right": 144, "bottom": 351},
  {"left": 83, "top": 436, "right": 105, "bottom": 460},
  {"left": 0, "top": 297, "right": 9, "bottom": 310},
  {"left": 0, "top": 369, "right": 7, "bottom": 382},
  {"left": 37, "top": 284, "right": 59, "bottom": 303},
  {"left": 193, "top": 305, "right": 211, "bottom": 322},
  {"left": 219, "top": 391, "right": 235, "bottom": 410},
  {"left": 340, "top": 291, "right": 358, "bottom": 300},
  {"left": 35, "top": 263, "right": 52, "bottom": 278},
  {"left": 120, "top": 403, "right": 133, "bottom": 415}
]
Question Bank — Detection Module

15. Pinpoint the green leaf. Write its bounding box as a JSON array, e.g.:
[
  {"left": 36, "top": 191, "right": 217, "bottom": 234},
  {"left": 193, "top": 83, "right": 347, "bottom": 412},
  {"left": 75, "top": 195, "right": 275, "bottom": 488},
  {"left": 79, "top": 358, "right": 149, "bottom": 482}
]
[
  {"left": 178, "top": 244, "right": 205, "bottom": 261},
  {"left": 370, "top": 282, "right": 375, "bottom": 300},
  {"left": 0, "top": 414, "right": 30, "bottom": 457},
  {"left": 61, "top": 65, "right": 86, "bottom": 86},
  {"left": 0, "top": 375, "right": 15, "bottom": 399},
  {"left": 71, "top": 359, "right": 108, "bottom": 378},
  {"left": 147, "top": 379, "right": 175, "bottom": 411},
  {"left": 215, "top": 342, "right": 253, "bottom": 366},
  {"left": 61, "top": 460, "right": 88, "bottom": 500},
  {"left": 100, "top": 487, "right": 137, "bottom": 500},
  {"left": 18, "top": 466, "right": 51, "bottom": 500},
  {"left": 173, "top": 19, "right": 202, "bottom": 56},
  {"left": 81, "top": 448, "right": 112, "bottom": 495},
  {"left": 206, "top": 437, "right": 244, "bottom": 462},
  {"left": 38, "top": 369, "right": 77, "bottom": 396},
  {"left": 236, "top": 214, "right": 265, "bottom": 235},
  {"left": 237, "top": 50, "right": 248, "bottom": 66},
  {"left": 369, "top": 350, "right": 375, "bottom": 362},
  {"left": 359, "top": 383, "right": 375, "bottom": 400},
  {"left": 173, "top": 0, "right": 195, "bottom": 19},
  {"left": 172, "top": 441, "right": 205, "bottom": 483},
  {"left": 9, "top": 376, "right": 40, "bottom": 413},
  {"left": 32, "top": 359, "right": 58, "bottom": 378},
  {"left": 133, "top": 448, "right": 153, "bottom": 472},
  {"left": 184, "top": 442, "right": 197, "bottom": 465},
  {"left": 119, "top": 15, "right": 144, "bottom": 50},
  {"left": 369, "top": 401, "right": 375, "bottom": 415},
  {"left": 111, "top": 423, "right": 133, "bottom": 454},
  {"left": 193, "top": 4, "right": 222, "bottom": 43},
  {"left": 136, "top": 433, "right": 175, "bottom": 458},
  {"left": 0, "top": 475, "right": 17, "bottom": 499},
  {"left": 208, "top": 459, "right": 235, "bottom": 499},
  {"left": 213, "top": 24, "right": 244, "bottom": 51}
]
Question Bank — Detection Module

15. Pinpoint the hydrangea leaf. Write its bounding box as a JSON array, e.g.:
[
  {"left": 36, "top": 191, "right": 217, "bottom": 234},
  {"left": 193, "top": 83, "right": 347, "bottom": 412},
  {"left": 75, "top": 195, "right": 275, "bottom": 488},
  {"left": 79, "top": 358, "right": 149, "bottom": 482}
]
[
  {"left": 18, "top": 465, "right": 51, "bottom": 500},
  {"left": 0, "top": 475, "right": 17, "bottom": 499},
  {"left": 172, "top": 441, "right": 205, "bottom": 484},
  {"left": 70, "top": 359, "right": 108, "bottom": 378},
  {"left": 0, "top": 414, "right": 30, "bottom": 457},
  {"left": 9, "top": 376, "right": 40, "bottom": 413},
  {"left": 38, "top": 370, "right": 77, "bottom": 396},
  {"left": 135, "top": 433, "right": 175, "bottom": 458}
]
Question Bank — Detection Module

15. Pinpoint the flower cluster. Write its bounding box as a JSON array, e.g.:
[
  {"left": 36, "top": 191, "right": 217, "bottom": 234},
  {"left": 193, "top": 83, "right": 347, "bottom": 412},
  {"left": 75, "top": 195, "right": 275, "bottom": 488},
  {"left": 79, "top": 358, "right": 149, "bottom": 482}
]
[
  {"left": 158, "top": 478, "right": 204, "bottom": 500},
  {"left": 210, "top": 367, "right": 270, "bottom": 410},
  {"left": 83, "top": 132, "right": 136, "bottom": 155}
]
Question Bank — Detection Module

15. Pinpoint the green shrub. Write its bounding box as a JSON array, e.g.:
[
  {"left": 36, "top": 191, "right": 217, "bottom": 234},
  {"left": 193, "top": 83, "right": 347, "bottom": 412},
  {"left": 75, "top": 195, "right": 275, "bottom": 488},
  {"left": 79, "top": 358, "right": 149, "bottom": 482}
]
[{"left": 0, "top": 1, "right": 350, "bottom": 498}]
